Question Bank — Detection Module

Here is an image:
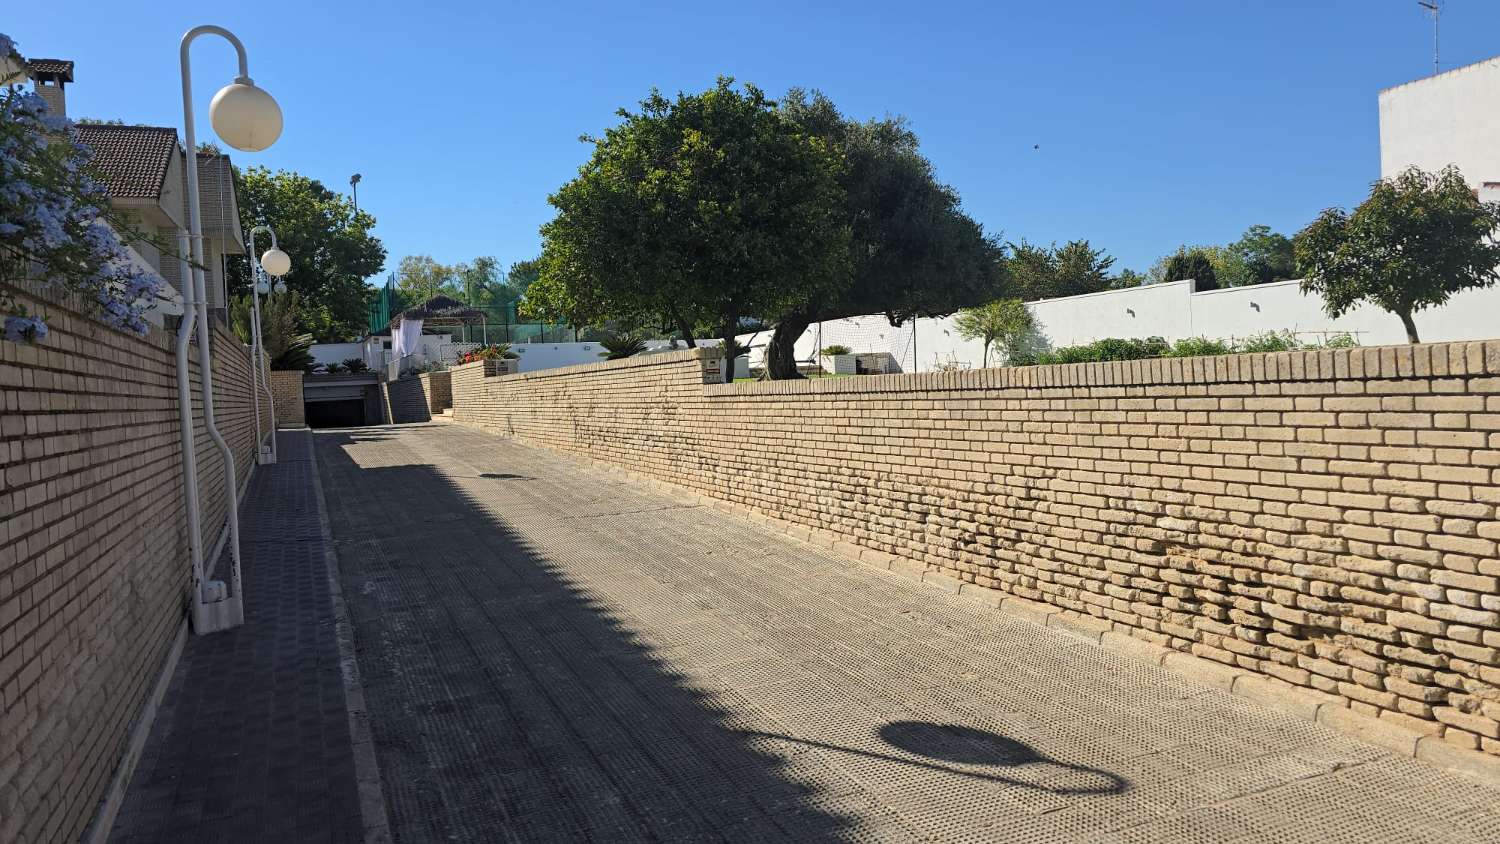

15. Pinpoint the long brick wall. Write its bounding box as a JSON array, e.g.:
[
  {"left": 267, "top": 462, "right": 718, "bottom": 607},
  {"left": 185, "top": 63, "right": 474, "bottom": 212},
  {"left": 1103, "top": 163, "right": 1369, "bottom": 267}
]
[
  {"left": 0, "top": 279, "right": 267, "bottom": 842},
  {"left": 450, "top": 342, "right": 1500, "bottom": 757}
]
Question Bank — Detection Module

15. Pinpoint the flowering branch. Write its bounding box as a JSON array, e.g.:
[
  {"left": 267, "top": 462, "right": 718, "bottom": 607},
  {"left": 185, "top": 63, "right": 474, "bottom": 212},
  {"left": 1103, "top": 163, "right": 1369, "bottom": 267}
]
[{"left": 2, "top": 32, "right": 169, "bottom": 343}]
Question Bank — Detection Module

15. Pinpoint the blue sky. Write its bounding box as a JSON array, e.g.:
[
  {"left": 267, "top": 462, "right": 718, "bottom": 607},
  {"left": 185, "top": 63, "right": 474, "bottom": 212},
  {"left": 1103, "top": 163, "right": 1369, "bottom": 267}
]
[{"left": 9, "top": 1, "right": 1500, "bottom": 281}]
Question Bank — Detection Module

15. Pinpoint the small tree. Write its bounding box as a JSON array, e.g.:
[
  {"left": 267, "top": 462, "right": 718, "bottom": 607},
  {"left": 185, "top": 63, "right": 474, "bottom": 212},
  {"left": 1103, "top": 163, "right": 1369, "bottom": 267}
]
[
  {"left": 1161, "top": 248, "right": 1218, "bottom": 291},
  {"left": 1295, "top": 166, "right": 1500, "bottom": 343},
  {"left": 953, "top": 299, "right": 1035, "bottom": 367}
]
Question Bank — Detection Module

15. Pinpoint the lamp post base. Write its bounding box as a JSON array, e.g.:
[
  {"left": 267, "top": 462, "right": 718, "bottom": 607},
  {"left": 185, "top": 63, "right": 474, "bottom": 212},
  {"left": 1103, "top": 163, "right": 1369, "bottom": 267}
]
[{"left": 191, "top": 583, "right": 244, "bottom": 634}]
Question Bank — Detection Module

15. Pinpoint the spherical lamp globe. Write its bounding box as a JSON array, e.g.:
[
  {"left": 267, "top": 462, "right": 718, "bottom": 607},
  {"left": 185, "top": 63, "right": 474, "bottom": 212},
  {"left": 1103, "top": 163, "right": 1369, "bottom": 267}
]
[
  {"left": 209, "top": 80, "right": 283, "bottom": 152},
  {"left": 259, "top": 247, "right": 291, "bottom": 278},
  {"left": 255, "top": 278, "right": 271, "bottom": 296}
]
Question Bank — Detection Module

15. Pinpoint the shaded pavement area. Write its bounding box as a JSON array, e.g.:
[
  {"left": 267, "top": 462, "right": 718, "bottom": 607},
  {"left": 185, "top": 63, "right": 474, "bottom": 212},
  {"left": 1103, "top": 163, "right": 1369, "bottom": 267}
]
[
  {"left": 317, "top": 422, "right": 1500, "bottom": 843},
  {"left": 110, "top": 431, "right": 363, "bottom": 842}
]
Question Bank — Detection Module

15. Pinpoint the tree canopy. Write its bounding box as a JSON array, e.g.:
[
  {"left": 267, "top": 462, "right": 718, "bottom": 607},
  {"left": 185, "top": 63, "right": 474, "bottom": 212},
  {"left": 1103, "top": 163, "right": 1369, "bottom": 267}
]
[
  {"left": 1294, "top": 165, "right": 1500, "bottom": 343},
  {"left": 1160, "top": 247, "right": 1218, "bottom": 291},
  {"left": 761, "top": 90, "right": 1005, "bottom": 378},
  {"left": 531, "top": 79, "right": 851, "bottom": 380},
  {"left": 232, "top": 166, "right": 386, "bottom": 342},
  {"left": 1008, "top": 239, "right": 1115, "bottom": 301}
]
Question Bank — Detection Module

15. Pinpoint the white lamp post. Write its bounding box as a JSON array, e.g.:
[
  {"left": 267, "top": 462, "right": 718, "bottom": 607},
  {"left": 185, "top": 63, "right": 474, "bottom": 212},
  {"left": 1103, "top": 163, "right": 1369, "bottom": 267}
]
[
  {"left": 173, "top": 25, "right": 282, "bottom": 635},
  {"left": 248, "top": 225, "right": 289, "bottom": 466}
]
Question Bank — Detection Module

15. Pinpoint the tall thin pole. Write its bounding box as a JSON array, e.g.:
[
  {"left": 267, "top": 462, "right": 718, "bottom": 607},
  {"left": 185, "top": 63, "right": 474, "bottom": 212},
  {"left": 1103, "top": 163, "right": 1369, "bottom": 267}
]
[
  {"left": 1419, "top": 1, "right": 1441, "bottom": 75},
  {"left": 180, "top": 25, "right": 252, "bottom": 632}
]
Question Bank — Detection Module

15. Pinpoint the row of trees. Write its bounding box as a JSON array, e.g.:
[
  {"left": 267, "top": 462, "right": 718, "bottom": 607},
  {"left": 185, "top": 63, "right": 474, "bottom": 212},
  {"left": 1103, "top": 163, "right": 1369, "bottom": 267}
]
[
  {"left": 525, "top": 80, "right": 1006, "bottom": 381},
  {"left": 393, "top": 255, "right": 540, "bottom": 316},
  {"left": 1144, "top": 224, "right": 1297, "bottom": 290},
  {"left": 957, "top": 165, "right": 1500, "bottom": 356}
]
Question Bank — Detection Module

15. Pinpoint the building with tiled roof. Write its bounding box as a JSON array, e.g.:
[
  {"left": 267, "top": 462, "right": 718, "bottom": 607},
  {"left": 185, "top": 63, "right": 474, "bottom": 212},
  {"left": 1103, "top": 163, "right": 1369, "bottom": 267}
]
[
  {"left": 64, "top": 124, "right": 246, "bottom": 314},
  {"left": 73, "top": 124, "right": 179, "bottom": 199},
  {"left": 24, "top": 58, "right": 248, "bottom": 319}
]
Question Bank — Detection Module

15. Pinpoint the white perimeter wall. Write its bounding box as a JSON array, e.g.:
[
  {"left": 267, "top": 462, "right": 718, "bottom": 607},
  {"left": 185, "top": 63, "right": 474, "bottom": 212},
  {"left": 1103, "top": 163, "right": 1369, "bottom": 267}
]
[
  {"left": 309, "top": 342, "right": 364, "bottom": 368},
  {"left": 749, "top": 280, "right": 1500, "bottom": 374}
]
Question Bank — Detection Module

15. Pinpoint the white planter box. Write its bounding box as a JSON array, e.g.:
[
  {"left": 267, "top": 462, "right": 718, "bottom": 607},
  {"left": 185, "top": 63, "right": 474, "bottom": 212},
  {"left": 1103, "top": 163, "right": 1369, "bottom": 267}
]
[{"left": 824, "top": 354, "right": 857, "bottom": 375}]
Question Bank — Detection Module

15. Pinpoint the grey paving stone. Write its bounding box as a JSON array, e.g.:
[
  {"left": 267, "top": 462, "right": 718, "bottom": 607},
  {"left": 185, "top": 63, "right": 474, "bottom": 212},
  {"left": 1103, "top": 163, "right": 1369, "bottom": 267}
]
[
  {"left": 109, "top": 432, "right": 362, "bottom": 843},
  {"left": 316, "top": 423, "right": 1500, "bottom": 844}
]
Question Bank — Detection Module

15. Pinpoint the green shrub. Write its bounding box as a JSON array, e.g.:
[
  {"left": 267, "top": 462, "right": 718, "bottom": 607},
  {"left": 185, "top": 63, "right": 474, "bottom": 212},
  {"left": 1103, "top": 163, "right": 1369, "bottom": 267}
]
[
  {"left": 820, "top": 344, "right": 852, "bottom": 356},
  {"left": 1235, "top": 330, "right": 1301, "bottom": 353},
  {"left": 1168, "top": 337, "right": 1232, "bottom": 358},
  {"left": 1020, "top": 329, "right": 1358, "bottom": 367}
]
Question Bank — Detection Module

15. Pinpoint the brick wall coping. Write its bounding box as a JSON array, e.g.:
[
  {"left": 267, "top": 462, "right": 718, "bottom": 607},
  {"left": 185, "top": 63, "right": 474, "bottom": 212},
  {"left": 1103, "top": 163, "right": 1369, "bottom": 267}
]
[
  {"left": 452, "top": 337, "right": 1500, "bottom": 397},
  {"left": 705, "top": 339, "right": 1500, "bottom": 397}
]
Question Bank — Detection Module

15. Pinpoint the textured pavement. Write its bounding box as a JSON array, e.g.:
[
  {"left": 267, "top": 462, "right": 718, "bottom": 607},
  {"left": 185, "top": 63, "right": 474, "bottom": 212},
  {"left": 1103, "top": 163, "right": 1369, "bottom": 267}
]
[
  {"left": 110, "top": 431, "right": 363, "bottom": 843},
  {"left": 316, "top": 422, "right": 1500, "bottom": 844}
]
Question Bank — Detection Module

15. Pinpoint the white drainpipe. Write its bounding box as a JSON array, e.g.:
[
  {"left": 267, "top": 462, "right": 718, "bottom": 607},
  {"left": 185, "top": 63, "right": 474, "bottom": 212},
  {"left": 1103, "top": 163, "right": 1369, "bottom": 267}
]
[{"left": 172, "top": 232, "right": 210, "bottom": 621}]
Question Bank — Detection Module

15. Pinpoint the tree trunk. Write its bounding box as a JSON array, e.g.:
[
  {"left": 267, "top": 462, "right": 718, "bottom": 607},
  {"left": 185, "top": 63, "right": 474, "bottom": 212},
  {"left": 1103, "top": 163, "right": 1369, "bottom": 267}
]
[
  {"left": 669, "top": 307, "right": 697, "bottom": 348},
  {"left": 1398, "top": 310, "right": 1420, "bottom": 344},
  {"left": 767, "top": 313, "right": 813, "bottom": 380},
  {"left": 981, "top": 340, "right": 990, "bottom": 369},
  {"left": 719, "top": 326, "right": 737, "bottom": 384}
]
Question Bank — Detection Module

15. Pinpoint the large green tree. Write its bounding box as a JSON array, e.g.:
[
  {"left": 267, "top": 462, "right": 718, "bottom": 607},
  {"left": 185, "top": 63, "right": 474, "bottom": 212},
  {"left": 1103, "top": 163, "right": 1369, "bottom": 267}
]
[
  {"left": 1161, "top": 247, "right": 1219, "bottom": 291},
  {"left": 1008, "top": 239, "right": 1114, "bottom": 301},
  {"left": 762, "top": 90, "right": 1005, "bottom": 379},
  {"left": 232, "top": 166, "right": 386, "bottom": 342},
  {"left": 1294, "top": 165, "right": 1500, "bottom": 343},
  {"left": 532, "top": 79, "right": 851, "bottom": 380},
  {"left": 395, "top": 254, "right": 459, "bottom": 303},
  {"left": 1233, "top": 224, "right": 1295, "bottom": 285}
]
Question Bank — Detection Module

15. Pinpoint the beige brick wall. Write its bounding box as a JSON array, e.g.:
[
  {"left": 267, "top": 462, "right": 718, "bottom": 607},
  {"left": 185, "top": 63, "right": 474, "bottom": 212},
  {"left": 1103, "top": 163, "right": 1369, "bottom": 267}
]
[
  {"left": 384, "top": 376, "right": 432, "bottom": 423},
  {"left": 269, "top": 370, "right": 304, "bottom": 427},
  {"left": 451, "top": 341, "right": 1500, "bottom": 755},
  {"left": 0, "top": 278, "right": 265, "bottom": 842},
  {"left": 418, "top": 370, "right": 451, "bottom": 414}
]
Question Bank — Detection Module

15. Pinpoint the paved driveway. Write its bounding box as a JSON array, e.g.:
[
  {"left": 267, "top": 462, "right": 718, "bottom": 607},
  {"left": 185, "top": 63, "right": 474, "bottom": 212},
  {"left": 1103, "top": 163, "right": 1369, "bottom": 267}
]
[{"left": 316, "top": 423, "right": 1500, "bottom": 843}]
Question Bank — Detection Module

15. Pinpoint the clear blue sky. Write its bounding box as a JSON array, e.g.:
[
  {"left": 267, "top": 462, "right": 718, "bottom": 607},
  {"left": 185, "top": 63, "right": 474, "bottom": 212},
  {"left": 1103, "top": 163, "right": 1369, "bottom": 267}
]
[{"left": 9, "top": 1, "right": 1499, "bottom": 281}]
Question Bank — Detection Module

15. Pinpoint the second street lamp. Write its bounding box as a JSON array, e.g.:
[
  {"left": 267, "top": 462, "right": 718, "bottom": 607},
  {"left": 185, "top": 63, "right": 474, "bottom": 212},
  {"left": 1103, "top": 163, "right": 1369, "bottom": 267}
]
[{"left": 248, "top": 224, "right": 289, "bottom": 466}]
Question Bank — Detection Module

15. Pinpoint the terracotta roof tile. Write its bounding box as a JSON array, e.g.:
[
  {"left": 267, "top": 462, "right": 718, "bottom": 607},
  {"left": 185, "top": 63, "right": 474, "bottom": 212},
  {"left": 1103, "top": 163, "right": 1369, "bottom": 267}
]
[
  {"left": 74, "top": 124, "right": 178, "bottom": 199},
  {"left": 26, "top": 58, "right": 73, "bottom": 81}
]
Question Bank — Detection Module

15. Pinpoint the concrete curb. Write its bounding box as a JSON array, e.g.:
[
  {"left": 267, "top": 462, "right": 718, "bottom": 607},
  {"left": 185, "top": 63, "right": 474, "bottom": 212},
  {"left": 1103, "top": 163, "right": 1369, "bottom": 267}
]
[
  {"left": 444, "top": 418, "right": 1500, "bottom": 790},
  {"left": 306, "top": 430, "right": 394, "bottom": 844}
]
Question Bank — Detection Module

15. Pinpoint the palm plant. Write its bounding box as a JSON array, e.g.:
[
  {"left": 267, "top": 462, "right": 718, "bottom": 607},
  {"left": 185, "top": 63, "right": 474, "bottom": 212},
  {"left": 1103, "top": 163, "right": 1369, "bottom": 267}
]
[{"left": 598, "top": 333, "right": 648, "bottom": 360}]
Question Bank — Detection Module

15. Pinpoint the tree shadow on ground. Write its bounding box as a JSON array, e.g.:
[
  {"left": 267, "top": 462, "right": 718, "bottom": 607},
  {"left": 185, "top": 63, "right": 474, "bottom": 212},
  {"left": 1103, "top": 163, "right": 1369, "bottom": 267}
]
[
  {"left": 315, "top": 429, "right": 852, "bottom": 842},
  {"left": 314, "top": 427, "right": 1132, "bottom": 842}
]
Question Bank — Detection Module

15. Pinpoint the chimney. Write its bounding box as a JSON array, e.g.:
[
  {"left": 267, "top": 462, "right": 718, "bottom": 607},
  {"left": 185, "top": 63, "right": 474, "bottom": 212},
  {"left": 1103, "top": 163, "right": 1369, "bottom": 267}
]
[{"left": 26, "top": 58, "right": 73, "bottom": 118}]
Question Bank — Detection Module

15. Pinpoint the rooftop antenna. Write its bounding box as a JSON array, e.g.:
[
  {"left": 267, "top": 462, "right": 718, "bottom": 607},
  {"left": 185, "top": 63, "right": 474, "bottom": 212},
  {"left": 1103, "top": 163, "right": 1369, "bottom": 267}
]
[{"left": 1418, "top": 1, "right": 1441, "bottom": 76}]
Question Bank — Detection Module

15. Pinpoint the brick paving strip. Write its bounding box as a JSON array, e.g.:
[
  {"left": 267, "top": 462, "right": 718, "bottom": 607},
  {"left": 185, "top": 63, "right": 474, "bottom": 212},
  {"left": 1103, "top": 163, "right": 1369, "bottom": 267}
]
[
  {"left": 317, "top": 422, "right": 1500, "bottom": 843},
  {"left": 109, "top": 431, "right": 374, "bottom": 843}
]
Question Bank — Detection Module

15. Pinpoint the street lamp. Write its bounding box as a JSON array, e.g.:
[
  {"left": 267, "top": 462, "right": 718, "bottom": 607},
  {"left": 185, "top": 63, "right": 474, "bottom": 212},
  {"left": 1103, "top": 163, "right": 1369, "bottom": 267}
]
[
  {"left": 350, "top": 173, "right": 362, "bottom": 215},
  {"left": 248, "top": 225, "right": 290, "bottom": 467},
  {"left": 173, "top": 25, "right": 282, "bottom": 635}
]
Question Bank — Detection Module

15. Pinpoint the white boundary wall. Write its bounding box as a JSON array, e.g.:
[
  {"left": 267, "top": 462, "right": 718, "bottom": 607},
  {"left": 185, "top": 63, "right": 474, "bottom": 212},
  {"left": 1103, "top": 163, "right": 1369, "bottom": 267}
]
[{"left": 749, "top": 280, "right": 1500, "bottom": 374}]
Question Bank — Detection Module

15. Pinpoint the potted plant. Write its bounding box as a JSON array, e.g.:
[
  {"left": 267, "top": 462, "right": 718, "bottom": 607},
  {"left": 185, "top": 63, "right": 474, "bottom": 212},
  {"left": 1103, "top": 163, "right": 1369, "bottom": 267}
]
[{"left": 457, "top": 343, "right": 521, "bottom": 374}]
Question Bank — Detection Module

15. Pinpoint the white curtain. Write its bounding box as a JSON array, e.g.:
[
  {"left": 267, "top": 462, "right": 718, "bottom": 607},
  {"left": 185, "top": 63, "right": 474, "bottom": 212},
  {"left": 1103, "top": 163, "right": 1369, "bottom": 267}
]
[{"left": 391, "top": 318, "right": 423, "bottom": 368}]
